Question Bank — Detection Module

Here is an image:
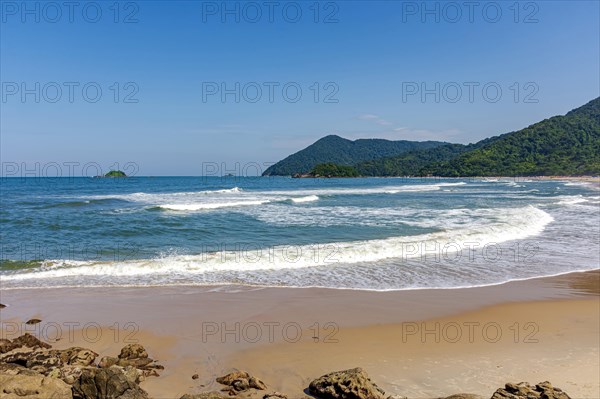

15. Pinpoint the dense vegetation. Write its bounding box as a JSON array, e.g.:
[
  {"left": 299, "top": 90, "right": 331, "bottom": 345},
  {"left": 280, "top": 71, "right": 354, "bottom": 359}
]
[
  {"left": 262, "top": 135, "right": 448, "bottom": 176},
  {"left": 355, "top": 143, "right": 469, "bottom": 176},
  {"left": 426, "top": 97, "right": 600, "bottom": 176},
  {"left": 268, "top": 97, "right": 600, "bottom": 177},
  {"left": 104, "top": 170, "right": 127, "bottom": 177},
  {"left": 308, "top": 163, "right": 360, "bottom": 177}
]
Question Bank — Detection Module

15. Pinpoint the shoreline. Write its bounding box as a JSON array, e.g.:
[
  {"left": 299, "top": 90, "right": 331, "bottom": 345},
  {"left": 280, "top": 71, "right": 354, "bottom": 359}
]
[
  {"left": 2, "top": 269, "right": 598, "bottom": 330},
  {"left": 1, "top": 270, "right": 599, "bottom": 398},
  {"left": 2, "top": 267, "right": 598, "bottom": 294}
]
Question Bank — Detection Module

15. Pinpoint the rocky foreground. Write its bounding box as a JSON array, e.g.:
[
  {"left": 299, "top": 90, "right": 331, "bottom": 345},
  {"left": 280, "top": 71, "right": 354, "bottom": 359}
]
[
  {"left": 0, "top": 333, "right": 161, "bottom": 399},
  {"left": 0, "top": 333, "right": 572, "bottom": 399}
]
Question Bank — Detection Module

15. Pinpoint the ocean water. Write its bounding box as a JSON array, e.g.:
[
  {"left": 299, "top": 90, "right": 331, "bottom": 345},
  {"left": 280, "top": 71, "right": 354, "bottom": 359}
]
[{"left": 1, "top": 177, "right": 599, "bottom": 290}]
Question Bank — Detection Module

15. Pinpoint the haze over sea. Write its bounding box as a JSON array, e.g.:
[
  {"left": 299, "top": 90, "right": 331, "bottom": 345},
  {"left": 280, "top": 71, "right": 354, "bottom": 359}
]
[{"left": 1, "top": 177, "right": 598, "bottom": 291}]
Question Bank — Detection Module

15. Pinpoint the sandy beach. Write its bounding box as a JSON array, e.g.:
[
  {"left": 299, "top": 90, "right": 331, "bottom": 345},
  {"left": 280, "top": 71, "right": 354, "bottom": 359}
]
[
  {"left": 3, "top": 0, "right": 599, "bottom": 396},
  {"left": 1, "top": 270, "right": 598, "bottom": 398}
]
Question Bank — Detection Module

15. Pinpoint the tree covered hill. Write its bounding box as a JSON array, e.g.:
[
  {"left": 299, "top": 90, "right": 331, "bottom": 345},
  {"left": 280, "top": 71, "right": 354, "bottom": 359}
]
[
  {"left": 265, "top": 97, "right": 600, "bottom": 177},
  {"left": 355, "top": 143, "right": 470, "bottom": 176},
  {"left": 307, "top": 163, "right": 360, "bottom": 178},
  {"left": 262, "top": 135, "right": 448, "bottom": 176},
  {"left": 355, "top": 136, "right": 502, "bottom": 176},
  {"left": 426, "top": 97, "right": 600, "bottom": 176}
]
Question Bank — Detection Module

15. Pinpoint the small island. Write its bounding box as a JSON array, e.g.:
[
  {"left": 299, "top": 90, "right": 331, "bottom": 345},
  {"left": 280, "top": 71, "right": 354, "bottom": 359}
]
[
  {"left": 101, "top": 170, "right": 127, "bottom": 178},
  {"left": 293, "top": 162, "right": 360, "bottom": 178}
]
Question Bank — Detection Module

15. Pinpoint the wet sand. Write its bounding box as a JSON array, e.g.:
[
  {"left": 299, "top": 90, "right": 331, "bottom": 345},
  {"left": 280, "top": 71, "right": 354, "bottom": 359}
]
[{"left": 1, "top": 270, "right": 599, "bottom": 398}]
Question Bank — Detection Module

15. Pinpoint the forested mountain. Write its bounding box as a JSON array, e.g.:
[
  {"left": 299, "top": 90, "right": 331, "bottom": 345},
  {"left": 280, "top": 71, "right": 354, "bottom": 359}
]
[
  {"left": 266, "top": 98, "right": 600, "bottom": 177},
  {"left": 354, "top": 136, "right": 503, "bottom": 176},
  {"left": 355, "top": 143, "right": 470, "bottom": 176},
  {"left": 262, "top": 135, "right": 448, "bottom": 176},
  {"left": 426, "top": 97, "right": 600, "bottom": 176}
]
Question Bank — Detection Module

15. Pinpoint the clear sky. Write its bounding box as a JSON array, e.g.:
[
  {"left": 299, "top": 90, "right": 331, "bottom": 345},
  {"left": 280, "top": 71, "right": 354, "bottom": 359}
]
[{"left": 1, "top": 0, "right": 599, "bottom": 176}]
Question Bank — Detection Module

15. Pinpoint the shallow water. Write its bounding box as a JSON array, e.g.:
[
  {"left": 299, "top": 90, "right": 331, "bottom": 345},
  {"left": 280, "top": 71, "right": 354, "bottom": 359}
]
[{"left": 1, "top": 176, "right": 598, "bottom": 290}]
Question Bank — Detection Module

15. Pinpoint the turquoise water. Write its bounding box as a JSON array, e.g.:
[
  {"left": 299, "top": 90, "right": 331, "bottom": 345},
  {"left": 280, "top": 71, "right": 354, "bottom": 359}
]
[{"left": 1, "top": 177, "right": 599, "bottom": 290}]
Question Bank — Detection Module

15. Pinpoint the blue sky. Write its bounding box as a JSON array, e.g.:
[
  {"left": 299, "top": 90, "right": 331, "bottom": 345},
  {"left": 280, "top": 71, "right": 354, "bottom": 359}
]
[{"left": 1, "top": 0, "right": 599, "bottom": 176}]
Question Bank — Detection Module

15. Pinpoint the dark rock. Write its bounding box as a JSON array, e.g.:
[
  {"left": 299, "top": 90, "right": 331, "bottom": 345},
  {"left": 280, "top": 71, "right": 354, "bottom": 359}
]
[
  {"left": 0, "top": 346, "right": 98, "bottom": 386},
  {"left": 22, "top": 350, "right": 64, "bottom": 373},
  {"left": 192, "top": 373, "right": 200, "bottom": 380},
  {"left": 249, "top": 376, "right": 268, "bottom": 390},
  {"left": 216, "top": 370, "right": 267, "bottom": 394},
  {"left": 0, "top": 338, "right": 17, "bottom": 354},
  {"left": 48, "top": 365, "right": 85, "bottom": 385},
  {"left": 116, "top": 357, "right": 154, "bottom": 369},
  {"left": 123, "top": 365, "right": 146, "bottom": 384},
  {"left": 217, "top": 371, "right": 250, "bottom": 386},
  {"left": 1, "top": 346, "right": 97, "bottom": 376},
  {"left": 26, "top": 318, "right": 42, "bottom": 325},
  {"left": 11, "top": 333, "right": 52, "bottom": 350},
  {"left": 0, "top": 337, "right": 160, "bottom": 398},
  {"left": 56, "top": 347, "right": 98, "bottom": 367},
  {"left": 308, "top": 367, "right": 387, "bottom": 399},
  {"left": 1, "top": 351, "right": 37, "bottom": 368},
  {"left": 112, "top": 343, "right": 162, "bottom": 378},
  {"left": 231, "top": 378, "right": 250, "bottom": 392},
  {"left": 0, "top": 362, "right": 40, "bottom": 376},
  {"left": 99, "top": 356, "right": 119, "bottom": 368},
  {"left": 491, "top": 381, "right": 571, "bottom": 399},
  {"left": 72, "top": 366, "right": 149, "bottom": 399},
  {"left": 0, "top": 303, "right": 6, "bottom": 309},
  {"left": 118, "top": 344, "right": 148, "bottom": 360}
]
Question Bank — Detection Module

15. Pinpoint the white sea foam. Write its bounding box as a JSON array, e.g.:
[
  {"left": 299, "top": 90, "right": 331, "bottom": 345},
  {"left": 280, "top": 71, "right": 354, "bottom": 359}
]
[
  {"left": 291, "top": 195, "right": 319, "bottom": 203},
  {"left": 556, "top": 196, "right": 589, "bottom": 205},
  {"left": 74, "top": 182, "right": 469, "bottom": 213},
  {"left": 211, "top": 187, "right": 243, "bottom": 193},
  {"left": 89, "top": 183, "right": 465, "bottom": 202},
  {"left": 2, "top": 206, "right": 554, "bottom": 282},
  {"left": 505, "top": 182, "right": 525, "bottom": 187},
  {"left": 84, "top": 187, "right": 243, "bottom": 202},
  {"left": 248, "top": 205, "right": 493, "bottom": 228},
  {"left": 267, "top": 182, "right": 467, "bottom": 196},
  {"left": 159, "top": 200, "right": 269, "bottom": 211},
  {"left": 564, "top": 182, "right": 589, "bottom": 186}
]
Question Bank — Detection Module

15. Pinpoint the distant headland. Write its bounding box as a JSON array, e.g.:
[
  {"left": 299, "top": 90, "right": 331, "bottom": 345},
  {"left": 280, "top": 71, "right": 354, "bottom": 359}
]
[{"left": 265, "top": 97, "right": 600, "bottom": 178}]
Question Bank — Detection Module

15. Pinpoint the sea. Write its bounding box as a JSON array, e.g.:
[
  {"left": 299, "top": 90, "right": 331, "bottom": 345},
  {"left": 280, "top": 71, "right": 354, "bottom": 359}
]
[{"left": 1, "top": 176, "right": 599, "bottom": 291}]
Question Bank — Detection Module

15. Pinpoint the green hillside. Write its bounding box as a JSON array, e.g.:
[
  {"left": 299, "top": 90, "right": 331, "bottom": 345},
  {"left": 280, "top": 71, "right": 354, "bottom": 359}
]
[
  {"left": 309, "top": 163, "right": 360, "bottom": 178},
  {"left": 266, "top": 98, "right": 600, "bottom": 177},
  {"left": 262, "top": 135, "right": 448, "bottom": 176},
  {"left": 355, "top": 143, "right": 469, "bottom": 176},
  {"left": 355, "top": 136, "right": 502, "bottom": 176},
  {"left": 427, "top": 97, "right": 600, "bottom": 176}
]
